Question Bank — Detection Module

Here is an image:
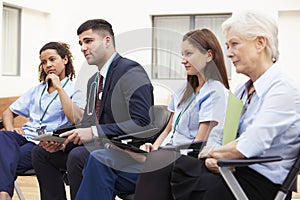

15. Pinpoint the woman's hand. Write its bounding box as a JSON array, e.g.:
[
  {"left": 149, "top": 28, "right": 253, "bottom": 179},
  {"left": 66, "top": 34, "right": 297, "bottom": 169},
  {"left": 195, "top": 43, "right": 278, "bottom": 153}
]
[
  {"left": 140, "top": 143, "right": 158, "bottom": 152},
  {"left": 39, "top": 141, "right": 63, "bottom": 153},
  {"left": 205, "top": 158, "right": 220, "bottom": 173},
  {"left": 11, "top": 128, "right": 25, "bottom": 136},
  {"left": 45, "top": 73, "right": 61, "bottom": 90},
  {"left": 198, "top": 146, "right": 215, "bottom": 159}
]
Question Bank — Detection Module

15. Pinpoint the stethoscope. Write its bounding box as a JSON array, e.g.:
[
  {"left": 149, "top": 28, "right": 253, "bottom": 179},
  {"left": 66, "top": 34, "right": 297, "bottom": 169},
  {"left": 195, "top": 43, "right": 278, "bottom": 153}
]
[
  {"left": 86, "top": 74, "right": 101, "bottom": 116},
  {"left": 86, "top": 53, "right": 116, "bottom": 116}
]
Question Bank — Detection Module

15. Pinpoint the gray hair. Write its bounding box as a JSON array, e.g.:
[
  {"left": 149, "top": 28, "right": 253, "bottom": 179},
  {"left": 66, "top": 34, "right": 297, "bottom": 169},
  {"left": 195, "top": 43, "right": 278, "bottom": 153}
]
[{"left": 222, "top": 10, "right": 279, "bottom": 62}]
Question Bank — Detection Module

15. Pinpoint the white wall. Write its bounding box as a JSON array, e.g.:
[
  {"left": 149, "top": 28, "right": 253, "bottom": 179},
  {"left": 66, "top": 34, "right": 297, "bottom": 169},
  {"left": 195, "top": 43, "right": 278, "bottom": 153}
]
[
  {"left": 278, "top": 10, "right": 300, "bottom": 87},
  {"left": 0, "top": 0, "right": 52, "bottom": 96},
  {"left": 1, "top": 0, "right": 300, "bottom": 98}
]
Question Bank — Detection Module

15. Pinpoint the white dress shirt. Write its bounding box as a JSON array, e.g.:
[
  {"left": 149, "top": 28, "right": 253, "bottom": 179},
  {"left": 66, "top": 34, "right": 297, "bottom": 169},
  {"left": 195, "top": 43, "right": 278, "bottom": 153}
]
[{"left": 235, "top": 62, "right": 300, "bottom": 184}]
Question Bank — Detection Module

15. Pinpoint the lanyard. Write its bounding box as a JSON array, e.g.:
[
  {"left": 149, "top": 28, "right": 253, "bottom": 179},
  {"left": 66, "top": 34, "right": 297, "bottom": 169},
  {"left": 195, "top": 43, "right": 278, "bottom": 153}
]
[
  {"left": 39, "top": 78, "right": 69, "bottom": 125},
  {"left": 172, "top": 92, "right": 198, "bottom": 134}
]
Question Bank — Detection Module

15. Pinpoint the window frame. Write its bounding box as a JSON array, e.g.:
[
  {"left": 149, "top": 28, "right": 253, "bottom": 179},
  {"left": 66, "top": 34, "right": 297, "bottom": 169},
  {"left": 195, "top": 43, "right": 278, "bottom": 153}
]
[
  {"left": 151, "top": 13, "right": 231, "bottom": 80},
  {"left": 2, "top": 5, "right": 21, "bottom": 76}
]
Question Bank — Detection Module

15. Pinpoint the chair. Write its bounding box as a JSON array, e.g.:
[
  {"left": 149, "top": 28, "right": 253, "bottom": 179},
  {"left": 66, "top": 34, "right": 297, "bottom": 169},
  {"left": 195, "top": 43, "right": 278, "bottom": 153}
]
[
  {"left": 110, "top": 105, "right": 171, "bottom": 200},
  {"left": 112, "top": 105, "right": 172, "bottom": 147},
  {"left": 152, "top": 82, "right": 174, "bottom": 106},
  {"left": 217, "top": 149, "right": 300, "bottom": 200},
  {"left": 1, "top": 109, "right": 34, "bottom": 200},
  {"left": 14, "top": 169, "right": 36, "bottom": 200},
  {"left": 0, "top": 118, "right": 3, "bottom": 129}
]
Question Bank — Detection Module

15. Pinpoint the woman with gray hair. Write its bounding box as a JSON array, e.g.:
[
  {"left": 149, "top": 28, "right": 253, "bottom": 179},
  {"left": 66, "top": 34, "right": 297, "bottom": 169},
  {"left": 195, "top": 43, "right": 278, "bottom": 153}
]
[{"left": 134, "top": 10, "right": 300, "bottom": 200}]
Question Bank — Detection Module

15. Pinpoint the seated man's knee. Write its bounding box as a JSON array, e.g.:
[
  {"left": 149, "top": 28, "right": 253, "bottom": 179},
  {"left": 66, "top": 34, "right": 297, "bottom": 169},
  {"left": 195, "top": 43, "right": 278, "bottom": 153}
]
[
  {"left": 31, "top": 145, "right": 46, "bottom": 163},
  {"left": 67, "top": 146, "right": 89, "bottom": 171}
]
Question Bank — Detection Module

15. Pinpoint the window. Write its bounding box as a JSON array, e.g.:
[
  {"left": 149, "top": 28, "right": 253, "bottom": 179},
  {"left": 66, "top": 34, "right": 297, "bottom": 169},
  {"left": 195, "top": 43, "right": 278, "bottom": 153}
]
[
  {"left": 2, "top": 5, "right": 21, "bottom": 76},
  {"left": 152, "top": 14, "right": 231, "bottom": 79}
]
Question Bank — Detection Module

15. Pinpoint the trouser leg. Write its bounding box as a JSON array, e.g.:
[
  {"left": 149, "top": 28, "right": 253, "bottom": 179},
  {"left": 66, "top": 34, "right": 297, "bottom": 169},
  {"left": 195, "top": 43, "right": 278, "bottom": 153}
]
[
  {"left": 134, "top": 150, "right": 178, "bottom": 200},
  {"left": 171, "top": 155, "right": 281, "bottom": 200},
  {"left": 31, "top": 145, "right": 68, "bottom": 200},
  {"left": 235, "top": 167, "right": 281, "bottom": 200},
  {"left": 66, "top": 146, "right": 89, "bottom": 200},
  {"left": 76, "top": 149, "right": 141, "bottom": 200},
  {"left": 0, "top": 131, "right": 27, "bottom": 197},
  {"left": 75, "top": 154, "right": 115, "bottom": 200},
  {"left": 16, "top": 142, "right": 36, "bottom": 174}
]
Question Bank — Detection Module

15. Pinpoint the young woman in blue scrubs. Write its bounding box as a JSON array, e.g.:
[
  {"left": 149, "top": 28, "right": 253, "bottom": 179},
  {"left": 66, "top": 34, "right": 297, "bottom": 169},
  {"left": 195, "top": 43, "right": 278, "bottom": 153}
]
[{"left": 0, "top": 42, "right": 85, "bottom": 200}]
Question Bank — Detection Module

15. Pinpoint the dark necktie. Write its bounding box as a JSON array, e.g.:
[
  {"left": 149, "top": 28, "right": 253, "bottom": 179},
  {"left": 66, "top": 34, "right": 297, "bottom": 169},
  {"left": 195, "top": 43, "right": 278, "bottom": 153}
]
[
  {"left": 237, "top": 88, "right": 255, "bottom": 138},
  {"left": 242, "top": 89, "right": 255, "bottom": 114},
  {"left": 95, "top": 74, "right": 104, "bottom": 119}
]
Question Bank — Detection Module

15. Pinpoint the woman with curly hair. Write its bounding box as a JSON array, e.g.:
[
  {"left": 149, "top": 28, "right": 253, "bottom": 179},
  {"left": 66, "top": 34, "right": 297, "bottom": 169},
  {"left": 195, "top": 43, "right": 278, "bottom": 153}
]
[{"left": 0, "top": 41, "right": 85, "bottom": 200}]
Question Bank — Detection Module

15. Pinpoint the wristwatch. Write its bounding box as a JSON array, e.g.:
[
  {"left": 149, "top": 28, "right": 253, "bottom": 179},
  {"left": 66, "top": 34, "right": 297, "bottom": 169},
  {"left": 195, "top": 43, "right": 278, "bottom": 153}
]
[{"left": 91, "top": 126, "right": 99, "bottom": 138}]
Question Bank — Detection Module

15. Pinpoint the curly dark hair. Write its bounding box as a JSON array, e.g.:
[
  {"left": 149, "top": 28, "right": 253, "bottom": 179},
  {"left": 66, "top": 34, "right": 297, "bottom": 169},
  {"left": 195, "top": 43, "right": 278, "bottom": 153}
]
[{"left": 38, "top": 42, "right": 76, "bottom": 82}]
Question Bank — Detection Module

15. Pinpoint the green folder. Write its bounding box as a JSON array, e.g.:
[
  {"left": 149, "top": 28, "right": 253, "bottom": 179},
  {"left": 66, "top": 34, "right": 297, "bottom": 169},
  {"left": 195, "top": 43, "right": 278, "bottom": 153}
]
[{"left": 222, "top": 91, "right": 243, "bottom": 145}]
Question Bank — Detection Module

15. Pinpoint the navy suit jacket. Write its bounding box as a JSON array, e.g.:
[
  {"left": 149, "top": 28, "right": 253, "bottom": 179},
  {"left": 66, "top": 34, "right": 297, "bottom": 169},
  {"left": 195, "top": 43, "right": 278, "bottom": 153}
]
[{"left": 81, "top": 53, "right": 154, "bottom": 138}]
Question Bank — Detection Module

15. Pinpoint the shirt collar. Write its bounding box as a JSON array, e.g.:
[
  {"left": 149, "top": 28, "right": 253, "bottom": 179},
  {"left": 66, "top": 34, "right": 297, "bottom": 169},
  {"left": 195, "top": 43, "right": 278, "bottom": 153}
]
[
  {"left": 61, "top": 77, "right": 69, "bottom": 84},
  {"left": 253, "top": 62, "right": 280, "bottom": 98},
  {"left": 99, "top": 52, "right": 117, "bottom": 79}
]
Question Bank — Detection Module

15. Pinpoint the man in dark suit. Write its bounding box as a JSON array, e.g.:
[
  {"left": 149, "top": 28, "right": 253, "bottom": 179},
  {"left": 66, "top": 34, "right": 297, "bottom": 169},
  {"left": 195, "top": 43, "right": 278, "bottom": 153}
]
[{"left": 31, "top": 19, "right": 154, "bottom": 200}]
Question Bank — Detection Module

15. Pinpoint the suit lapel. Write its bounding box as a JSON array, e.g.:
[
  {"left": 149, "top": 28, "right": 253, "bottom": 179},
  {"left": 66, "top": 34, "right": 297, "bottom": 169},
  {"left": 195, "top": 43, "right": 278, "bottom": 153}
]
[{"left": 98, "top": 54, "right": 121, "bottom": 120}]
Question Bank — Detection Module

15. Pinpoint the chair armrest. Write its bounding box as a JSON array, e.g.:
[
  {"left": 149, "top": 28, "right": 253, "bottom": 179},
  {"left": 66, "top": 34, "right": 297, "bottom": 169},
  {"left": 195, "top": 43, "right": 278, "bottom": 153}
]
[
  {"left": 160, "top": 140, "right": 207, "bottom": 151},
  {"left": 17, "top": 169, "right": 36, "bottom": 176},
  {"left": 218, "top": 156, "right": 282, "bottom": 200},
  {"left": 217, "top": 156, "right": 282, "bottom": 167},
  {"left": 0, "top": 119, "right": 3, "bottom": 129},
  {"left": 159, "top": 140, "right": 207, "bottom": 158}
]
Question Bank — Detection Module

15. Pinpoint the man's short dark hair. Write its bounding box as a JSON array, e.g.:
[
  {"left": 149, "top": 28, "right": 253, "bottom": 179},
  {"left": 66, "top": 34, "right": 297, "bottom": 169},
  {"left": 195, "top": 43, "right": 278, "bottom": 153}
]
[{"left": 77, "top": 19, "right": 115, "bottom": 46}]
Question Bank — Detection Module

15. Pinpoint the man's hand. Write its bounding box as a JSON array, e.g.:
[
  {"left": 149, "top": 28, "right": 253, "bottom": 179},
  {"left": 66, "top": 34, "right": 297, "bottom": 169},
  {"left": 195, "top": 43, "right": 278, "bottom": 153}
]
[
  {"left": 39, "top": 141, "right": 63, "bottom": 153},
  {"left": 60, "top": 127, "right": 93, "bottom": 146}
]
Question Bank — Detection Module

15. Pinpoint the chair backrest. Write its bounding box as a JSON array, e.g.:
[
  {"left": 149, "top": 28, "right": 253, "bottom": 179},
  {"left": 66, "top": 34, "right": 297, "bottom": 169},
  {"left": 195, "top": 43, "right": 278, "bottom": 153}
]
[
  {"left": 0, "top": 96, "right": 29, "bottom": 129},
  {"left": 0, "top": 119, "right": 3, "bottom": 129},
  {"left": 114, "top": 105, "right": 171, "bottom": 147},
  {"left": 152, "top": 82, "right": 174, "bottom": 106},
  {"left": 150, "top": 105, "right": 171, "bottom": 133},
  {"left": 131, "top": 105, "right": 171, "bottom": 145}
]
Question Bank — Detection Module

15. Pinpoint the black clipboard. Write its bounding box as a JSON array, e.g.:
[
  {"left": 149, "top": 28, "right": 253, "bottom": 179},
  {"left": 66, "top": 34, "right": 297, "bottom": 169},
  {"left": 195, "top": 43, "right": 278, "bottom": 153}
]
[{"left": 52, "top": 124, "right": 79, "bottom": 136}]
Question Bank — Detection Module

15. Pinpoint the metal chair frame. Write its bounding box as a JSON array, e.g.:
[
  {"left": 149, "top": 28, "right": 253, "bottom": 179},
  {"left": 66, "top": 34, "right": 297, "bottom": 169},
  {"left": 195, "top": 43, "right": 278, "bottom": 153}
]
[
  {"left": 14, "top": 169, "right": 36, "bottom": 200},
  {"left": 218, "top": 150, "right": 300, "bottom": 200}
]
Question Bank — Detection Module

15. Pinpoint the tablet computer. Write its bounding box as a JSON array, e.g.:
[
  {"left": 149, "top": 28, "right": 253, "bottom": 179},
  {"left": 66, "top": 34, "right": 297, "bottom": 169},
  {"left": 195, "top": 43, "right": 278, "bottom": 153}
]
[{"left": 32, "top": 133, "right": 66, "bottom": 143}]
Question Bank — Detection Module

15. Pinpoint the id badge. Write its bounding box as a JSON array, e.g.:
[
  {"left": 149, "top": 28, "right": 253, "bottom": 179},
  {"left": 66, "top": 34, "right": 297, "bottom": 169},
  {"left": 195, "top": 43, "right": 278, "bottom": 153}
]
[{"left": 36, "top": 125, "right": 47, "bottom": 135}]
